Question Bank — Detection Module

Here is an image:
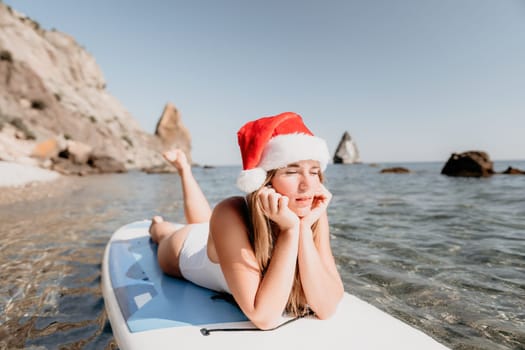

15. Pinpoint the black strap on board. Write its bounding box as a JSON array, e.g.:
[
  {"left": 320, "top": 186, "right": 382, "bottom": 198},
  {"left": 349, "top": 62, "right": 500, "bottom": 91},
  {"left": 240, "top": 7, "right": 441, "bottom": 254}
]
[
  {"left": 200, "top": 313, "right": 309, "bottom": 336},
  {"left": 200, "top": 294, "right": 314, "bottom": 336}
]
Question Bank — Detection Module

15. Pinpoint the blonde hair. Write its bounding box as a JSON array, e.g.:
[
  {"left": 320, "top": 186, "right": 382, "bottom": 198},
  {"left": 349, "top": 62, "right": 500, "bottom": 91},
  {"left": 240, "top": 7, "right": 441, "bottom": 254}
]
[{"left": 246, "top": 170, "right": 324, "bottom": 316}]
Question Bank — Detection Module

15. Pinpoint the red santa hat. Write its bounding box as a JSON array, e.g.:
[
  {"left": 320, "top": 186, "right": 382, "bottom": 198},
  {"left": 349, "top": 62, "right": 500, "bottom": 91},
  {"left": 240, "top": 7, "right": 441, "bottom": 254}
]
[{"left": 236, "top": 112, "right": 330, "bottom": 193}]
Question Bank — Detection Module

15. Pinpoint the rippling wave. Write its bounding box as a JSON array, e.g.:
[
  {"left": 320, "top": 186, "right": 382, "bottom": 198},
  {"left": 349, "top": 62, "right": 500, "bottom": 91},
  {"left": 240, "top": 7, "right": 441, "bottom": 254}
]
[
  {"left": 1, "top": 161, "right": 524, "bottom": 349},
  {"left": 328, "top": 161, "right": 525, "bottom": 350}
]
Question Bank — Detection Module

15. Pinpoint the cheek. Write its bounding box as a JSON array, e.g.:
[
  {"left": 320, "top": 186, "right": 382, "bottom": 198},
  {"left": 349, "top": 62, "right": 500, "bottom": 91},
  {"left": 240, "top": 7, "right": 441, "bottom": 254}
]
[{"left": 270, "top": 179, "right": 296, "bottom": 197}]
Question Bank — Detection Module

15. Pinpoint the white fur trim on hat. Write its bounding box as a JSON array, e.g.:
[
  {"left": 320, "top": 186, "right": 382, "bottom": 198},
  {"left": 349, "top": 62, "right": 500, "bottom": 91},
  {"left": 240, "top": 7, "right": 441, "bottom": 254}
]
[
  {"left": 259, "top": 133, "right": 330, "bottom": 171},
  {"left": 236, "top": 133, "right": 330, "bottom": 193}
]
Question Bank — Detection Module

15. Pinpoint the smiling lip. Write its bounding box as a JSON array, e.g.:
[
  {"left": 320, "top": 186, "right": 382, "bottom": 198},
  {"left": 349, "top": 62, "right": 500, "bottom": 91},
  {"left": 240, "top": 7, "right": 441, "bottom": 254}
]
[{"left": 295, "top": 196, "right": 313, "bottom": 207}]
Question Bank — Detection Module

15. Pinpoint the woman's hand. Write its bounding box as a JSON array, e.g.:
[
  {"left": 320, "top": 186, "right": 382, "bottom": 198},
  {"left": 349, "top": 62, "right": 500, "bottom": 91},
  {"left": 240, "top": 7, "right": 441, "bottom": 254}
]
[
  {"left": 162, "top": 149, "right": 190, "bottom": 173},
  {"left": 258, "top": 186, "right": 300, "bottom": 231},
  {"left": 301, "top": 184, "right": 332, "bottom": 227}
]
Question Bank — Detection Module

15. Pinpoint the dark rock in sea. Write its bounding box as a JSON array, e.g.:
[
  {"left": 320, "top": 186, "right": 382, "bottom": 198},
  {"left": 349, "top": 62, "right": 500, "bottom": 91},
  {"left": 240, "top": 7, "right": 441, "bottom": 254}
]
[
  {"left": 142, "top": 163, "right": 176, "bottom": 174},
  {"left": 380, "top": 167, "right": 411, "bottom": 174},
  {"left": 501, "top": 166, "right": 525, "bottom": 175},
  {"left": 333, "top": 131, "right": 360, "bottom": 164},
  {"left": 441, "top": 151, "right": 494, "bottom": 177},
  {"left": 143, "top": 162, "right": 211, "bottom": 174}
]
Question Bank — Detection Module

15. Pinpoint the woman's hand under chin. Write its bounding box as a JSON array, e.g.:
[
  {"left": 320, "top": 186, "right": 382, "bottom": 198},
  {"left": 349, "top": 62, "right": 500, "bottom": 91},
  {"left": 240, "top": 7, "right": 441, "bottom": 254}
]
[
  {"left": 258, "top": 186, "right": 300, "bottom": 231},
  {"left": 300, "top": 184, "right": 332, "bottom": 227}
]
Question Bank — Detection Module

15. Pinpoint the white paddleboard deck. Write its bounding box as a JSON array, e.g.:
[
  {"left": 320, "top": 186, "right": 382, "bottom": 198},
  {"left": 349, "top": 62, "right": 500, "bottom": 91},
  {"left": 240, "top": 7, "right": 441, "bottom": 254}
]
[{"left": 102, "top": 220, "right": 449, "bottom": 350}]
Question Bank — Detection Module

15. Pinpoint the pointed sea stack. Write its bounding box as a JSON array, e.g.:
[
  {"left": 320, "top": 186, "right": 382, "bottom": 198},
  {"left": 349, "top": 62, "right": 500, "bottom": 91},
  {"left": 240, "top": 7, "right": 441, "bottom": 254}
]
[
  {"left": 333, "top": 131, "right": 360, "bottom": 164},
  {"left": 154, "top": 102, "right": 192, "bottom": 163}
]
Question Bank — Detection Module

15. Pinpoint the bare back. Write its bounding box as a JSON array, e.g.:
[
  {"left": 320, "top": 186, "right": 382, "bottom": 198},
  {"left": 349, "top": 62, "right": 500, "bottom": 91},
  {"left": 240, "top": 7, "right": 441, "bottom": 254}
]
[{"left": 207, "top": 196, "right": 249, "bottom": 264}]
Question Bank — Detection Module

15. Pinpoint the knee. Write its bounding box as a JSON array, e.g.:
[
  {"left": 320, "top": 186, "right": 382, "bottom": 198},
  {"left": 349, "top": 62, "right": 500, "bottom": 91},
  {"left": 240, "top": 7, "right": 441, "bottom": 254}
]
[
  {"left": 158, "top": 256, "right": 180, "bottom": 277},
  {"left": 150, "top": 222, "right": 176, "bottom": 243},
  {"left": 157, "top": 238, "right": 183, "bottom": 277}
]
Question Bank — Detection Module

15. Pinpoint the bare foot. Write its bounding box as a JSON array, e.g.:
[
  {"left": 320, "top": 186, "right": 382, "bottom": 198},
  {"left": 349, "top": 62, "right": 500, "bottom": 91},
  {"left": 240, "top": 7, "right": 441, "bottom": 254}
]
[
  {"left": 162, "top": 149, "right": 190, "bottom": 174},
  {"left": 149, "top": 216, "right": 178, "bottom": 243}
]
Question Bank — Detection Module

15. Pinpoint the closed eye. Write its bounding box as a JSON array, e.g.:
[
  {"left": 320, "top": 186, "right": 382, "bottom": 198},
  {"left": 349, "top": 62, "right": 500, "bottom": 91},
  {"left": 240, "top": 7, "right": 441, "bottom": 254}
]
[{"left": 310, "top": 167, "right": 321, "bottom": 175}]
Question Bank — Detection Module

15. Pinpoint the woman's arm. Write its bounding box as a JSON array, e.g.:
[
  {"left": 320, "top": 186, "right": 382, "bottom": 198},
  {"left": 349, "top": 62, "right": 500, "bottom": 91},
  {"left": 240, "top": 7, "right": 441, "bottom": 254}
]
[
  {"left": 297, "top": 185, "right": 344, "bottom": 319},
  {"left": 210, "top": 195, "right": 300, "bottom": 330},
  {"left": 298, "top": 211, "right": 344, "bottom": 319}
]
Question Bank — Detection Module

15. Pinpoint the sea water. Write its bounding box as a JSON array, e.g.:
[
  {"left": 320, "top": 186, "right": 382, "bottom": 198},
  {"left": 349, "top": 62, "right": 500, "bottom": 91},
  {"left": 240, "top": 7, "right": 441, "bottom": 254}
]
[{"left": 0, "top": 161, "right": 524, "bottom": 349}]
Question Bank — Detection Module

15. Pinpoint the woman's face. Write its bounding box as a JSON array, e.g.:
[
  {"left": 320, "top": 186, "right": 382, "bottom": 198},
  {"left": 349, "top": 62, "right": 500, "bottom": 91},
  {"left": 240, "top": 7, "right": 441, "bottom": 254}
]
[{"left": 270, "top": 160, "right": 322, "bottom": 218}]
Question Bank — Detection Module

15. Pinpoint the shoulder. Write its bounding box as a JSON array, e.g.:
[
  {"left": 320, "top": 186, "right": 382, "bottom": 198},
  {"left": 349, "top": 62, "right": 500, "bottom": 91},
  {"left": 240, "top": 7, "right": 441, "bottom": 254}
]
[
  {"left": 210, "top": 196, "right": 248, "bottom": 229},
  {"left": 210, "top": 196, "right": 253, "bottom": 252},
  {"left": 215, "top": 195, "right": 246, "bottom": 209},
  {"left": 212, "top": 196, "right": 246, "bottom": 217}
]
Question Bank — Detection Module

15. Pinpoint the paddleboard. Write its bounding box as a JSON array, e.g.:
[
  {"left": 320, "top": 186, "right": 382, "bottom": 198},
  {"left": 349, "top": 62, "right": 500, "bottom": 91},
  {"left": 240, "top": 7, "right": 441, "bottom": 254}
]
[{"left": 101, "top": 220, "right": 450, "bottom": 350}]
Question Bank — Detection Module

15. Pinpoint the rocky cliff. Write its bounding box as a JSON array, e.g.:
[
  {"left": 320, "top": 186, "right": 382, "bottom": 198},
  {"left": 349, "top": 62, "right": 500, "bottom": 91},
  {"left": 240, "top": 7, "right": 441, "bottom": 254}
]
[{"left": 0, "top": 3, "right": 189, "bottom": 172}]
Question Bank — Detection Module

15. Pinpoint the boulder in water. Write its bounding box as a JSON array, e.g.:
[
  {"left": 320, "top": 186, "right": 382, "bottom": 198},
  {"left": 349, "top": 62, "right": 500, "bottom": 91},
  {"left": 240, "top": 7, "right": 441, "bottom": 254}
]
[
  {"left": 441, "top": 151, "right": 494, "bottom": 177},
  {"left": 380, "top": 167, "right": 411, "bottom": 174},
  {"left": 501, "top": 166, "right": 525, "bottom": 175}
]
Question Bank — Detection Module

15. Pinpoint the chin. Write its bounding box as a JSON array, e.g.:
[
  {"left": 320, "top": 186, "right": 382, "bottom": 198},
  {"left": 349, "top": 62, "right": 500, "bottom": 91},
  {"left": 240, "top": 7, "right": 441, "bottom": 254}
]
[{"left": 294, "top": 208, "right": 311, "bottom": 218}]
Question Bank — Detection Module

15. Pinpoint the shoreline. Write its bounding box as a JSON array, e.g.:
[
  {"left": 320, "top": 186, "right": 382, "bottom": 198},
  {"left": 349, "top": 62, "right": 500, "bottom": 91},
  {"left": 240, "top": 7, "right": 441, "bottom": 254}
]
[
  {"left": 0, "top": 161, "right": 61, "bottom": 187},
  {"left": 0, "top": 161, "right": 74, "bottom": 206}
]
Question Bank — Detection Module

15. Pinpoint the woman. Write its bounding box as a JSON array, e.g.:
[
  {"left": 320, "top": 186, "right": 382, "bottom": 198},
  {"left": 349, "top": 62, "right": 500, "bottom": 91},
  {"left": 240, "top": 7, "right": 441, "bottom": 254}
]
[{"left": 149, "top": 112, "right": 344, "bottom": 330}]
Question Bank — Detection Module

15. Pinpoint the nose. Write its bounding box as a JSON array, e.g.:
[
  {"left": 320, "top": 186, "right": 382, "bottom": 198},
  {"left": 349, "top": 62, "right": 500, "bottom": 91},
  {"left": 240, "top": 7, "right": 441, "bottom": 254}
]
[{"left": 298, "top": 173, "right": 314, "bottom": 192}]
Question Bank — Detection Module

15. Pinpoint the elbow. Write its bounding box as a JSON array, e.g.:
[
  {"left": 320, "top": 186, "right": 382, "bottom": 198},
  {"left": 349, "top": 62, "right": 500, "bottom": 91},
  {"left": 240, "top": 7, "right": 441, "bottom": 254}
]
[
  {"left": 253, "top": 320, "right": 278, "bottom": 331},
  {"left": 249, "top": 313, "right": 284, "bottom": 330},
  {"left": 314, "top": 302, "right": 338, "bottom": 320},
  {"left": 315, "top": 304, "right": 338, "bottom": 320},
  {"left": 314, "top": 287, "right": 344, "bottom": 320}
]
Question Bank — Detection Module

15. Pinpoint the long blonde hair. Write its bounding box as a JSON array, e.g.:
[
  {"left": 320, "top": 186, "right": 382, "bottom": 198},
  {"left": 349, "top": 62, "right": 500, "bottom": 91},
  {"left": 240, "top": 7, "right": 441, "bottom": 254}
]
[{"left": 246, "top": 170, "right": 324, "bottom": 316}]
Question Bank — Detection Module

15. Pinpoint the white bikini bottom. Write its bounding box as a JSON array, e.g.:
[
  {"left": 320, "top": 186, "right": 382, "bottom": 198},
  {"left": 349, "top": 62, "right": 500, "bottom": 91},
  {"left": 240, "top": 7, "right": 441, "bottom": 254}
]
[{"left": 178, "top": 222, "right": 231, "bottom": 294}]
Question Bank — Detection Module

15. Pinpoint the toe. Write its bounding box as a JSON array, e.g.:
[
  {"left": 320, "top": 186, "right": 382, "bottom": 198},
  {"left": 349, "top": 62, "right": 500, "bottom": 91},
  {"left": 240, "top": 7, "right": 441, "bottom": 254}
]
[{"left": 152, "top": 215, "right": 164, "bottom": 223}]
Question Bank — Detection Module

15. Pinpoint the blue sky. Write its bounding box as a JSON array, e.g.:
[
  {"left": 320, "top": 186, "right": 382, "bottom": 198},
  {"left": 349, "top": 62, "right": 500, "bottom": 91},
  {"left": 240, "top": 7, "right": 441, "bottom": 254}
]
[{"left": 5, "top": 0, "right": 525, "bottom": 165}]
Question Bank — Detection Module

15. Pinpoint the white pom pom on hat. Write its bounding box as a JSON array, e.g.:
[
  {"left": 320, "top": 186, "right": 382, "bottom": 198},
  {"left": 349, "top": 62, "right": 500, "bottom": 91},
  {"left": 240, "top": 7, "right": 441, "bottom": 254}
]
[
  {"left": 236, "top": 112, "right": 330, "bottom": 193},
  {"left": 236, "top": 167, "right": 268, "bottom": 194}
]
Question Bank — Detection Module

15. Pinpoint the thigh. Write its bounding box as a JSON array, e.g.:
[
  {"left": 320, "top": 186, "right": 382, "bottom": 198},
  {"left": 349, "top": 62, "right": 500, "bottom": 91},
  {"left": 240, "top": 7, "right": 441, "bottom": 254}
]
[{"left": 157, "top": 225, "right": 192, "bottom": 277}]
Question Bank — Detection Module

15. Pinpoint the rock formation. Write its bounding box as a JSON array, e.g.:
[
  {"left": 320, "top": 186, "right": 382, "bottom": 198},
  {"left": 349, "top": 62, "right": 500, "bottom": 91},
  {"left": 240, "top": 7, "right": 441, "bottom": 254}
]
[
  {"left": 380, "top": 167, "right": 411, "bottom": 174},
  {"left": 441, "top": 151, "right": 494, "bottom": 177},
  {"left": 501, "top": 166, "right": 525, "bottom": 175},
  {"left": 30, "top": 136, "right": 126, "bottom": 175},
  {"left": 155, "top": 103, "right": 192, "bottom": 163},
  {"left": 333, "top": 131, "right": 360, "bottom": 164},
  {"left": 0, "top": 3, "right": 177, "bottom": 173}
]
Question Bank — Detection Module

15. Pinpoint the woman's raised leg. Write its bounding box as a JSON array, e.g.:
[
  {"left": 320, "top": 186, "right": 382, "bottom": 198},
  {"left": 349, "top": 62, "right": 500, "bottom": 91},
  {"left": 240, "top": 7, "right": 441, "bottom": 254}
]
[
  {"left": 148, "top": 149, "right": 211, "bottom": 277},
  {"left": 163, "top": 149, "right": 212, "bottom": 224}
]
